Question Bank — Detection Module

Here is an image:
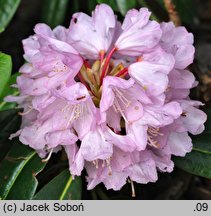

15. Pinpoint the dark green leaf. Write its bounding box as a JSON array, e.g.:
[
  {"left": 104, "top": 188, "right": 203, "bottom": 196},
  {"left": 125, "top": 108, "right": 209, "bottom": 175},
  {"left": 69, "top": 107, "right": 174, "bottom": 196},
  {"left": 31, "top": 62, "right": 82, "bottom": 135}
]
[
  {"left": 0, "top": 142, "right": 46, "bottom": 199},
  {"left": 0, "top": 73, "right": 19, "bottom": 111},
  {"left": 137, "top": 0, "right": 160, "bottom": 21},
  {"left": 174, "top": 132, "right": 211, "bottom": 179},
  {"left": 156, "top": 0, "right": 164, "bottom": 7},
  {"left": 0, "top": 53, "right": 12, "bottom": 97},
  {"left": 6, "top": 152, "right": 46, "bottom": 200},
  {"left": 34, "top": 169, "right": 82, "bottom": 200},
  {"left": 192, "top": 133, "right": 211, "bottom": 153},
  {"left": 0, "top": 109, "right": 20, "bottom": 134},
  {"left": 72, "top": 0, "right": 80, "bottom": 12},
  {"left": 0, "top": 109, "right": 21, "bottom": 161},
  {"left": 204, "top": 109, "right": 211, "bottom": 133},
  {"left": 96, "top": 0, "right": 118, "bottom": 11},
  {"left": 87, "top": 0, "right": 97, "bottom": 13},
  {"left": 96, "top": 0, "right": 137, "bottom": 15},
  {"left": 173, "top": 0, "right": 196, "bottom": 23},
  {"left": 42, "top": 0, "right": 69, "bottom": 28},
  {"left": 116, "top": 0, "right": 136, "bottom": 15},
  {"left": 156, "top": 0, "right": 196, "bottom": 23},
  {"left": 0, "top": 0, "right": 21, "bottom": 32}
]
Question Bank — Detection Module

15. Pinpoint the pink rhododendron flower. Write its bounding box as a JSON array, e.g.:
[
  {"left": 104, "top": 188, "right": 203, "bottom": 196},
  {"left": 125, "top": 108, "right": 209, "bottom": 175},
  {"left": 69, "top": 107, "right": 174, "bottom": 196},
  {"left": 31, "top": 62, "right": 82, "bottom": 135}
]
[
  {"left": 115, "top": 8, "right": 162, "bottom": 56},
  {"left": 68, "top": 4, "right": 117, "bottom": 59},
  {"left": 6, "top": 4, "right": 207, "bottom": 194}
]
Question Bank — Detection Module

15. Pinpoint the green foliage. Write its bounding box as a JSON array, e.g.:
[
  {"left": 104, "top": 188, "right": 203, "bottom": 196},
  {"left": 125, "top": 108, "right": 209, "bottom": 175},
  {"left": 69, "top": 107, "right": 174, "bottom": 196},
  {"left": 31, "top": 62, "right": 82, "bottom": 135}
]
[
  {"left": 137, "top": 0, "right": 160, "bottom": 21},
  {"left": 0, "top": 0, "right": 21, "bottom": 33},
  {"left": 203, "top": 109, "right": 211, "bottom": 133},
  {"left": 174, "top": 136, "right": 211, "bottom": 179},
  {"left": 34, "top": 169, "right": 82, "bottom": 200},
  {"left": 115, "top": 0, "right": 137, "bottom": 15},
  {"left": 173, "top": 0, "right": 196, "bottom": 23},
  {"left": 0, "top": 73, "right": 19, "bottom": 111},
  {"left": 174, "top": 109, "right": 211, "bottom": 179},
  {"left": 0, "top": 109, "right": 20, "bottom": 161},
  {"left": 156, "top": 0, "right": 196, "bottom": 23},
  {"left": 96, "top": 0, "right": 118, "bottom": 11},
  {"left": 0, "top": 142, "right": 46, "bottom": 200},
  {"left": 0, "top": 53, "right": 12, "bottom": 98},
  {"left": 97, "top": 0, "right": 136, "bottom": 15},
  {"left": 0, "top": 109, "right": 81, "bottom": 200},
  {"left": 42, "top": 0, "right": 69, "bottom": 28}
]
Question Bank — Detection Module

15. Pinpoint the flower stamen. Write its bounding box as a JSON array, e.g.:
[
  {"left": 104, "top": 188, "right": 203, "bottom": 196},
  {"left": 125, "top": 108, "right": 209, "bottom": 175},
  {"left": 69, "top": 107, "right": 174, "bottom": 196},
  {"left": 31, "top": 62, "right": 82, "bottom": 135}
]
[
  {"left": 116, "top": 67, "right": 128, "bottom": 77},
  {"left": 64, "top": 104, "right": 83, "bottom": 128},
  {"left": 147, "top": 135, "right": 160, "bottom": 148},
  {"left": 113, "top": 101, "right": 128, "bottom": 123},
  {"left": 128, "top": 178, "right": 136, "bottom": 197},
  {"left": 114, "top": 88, "right": 131, "bottom": 107},
  {"left": 148, "top": 127, "right": 163, "bottom": 137},
  {"left": 100, "top": 47, "right": 117, "bottom": 85},
  {"left": 99, "top": 50, "right": 105, "bottom": 64},
  {"left": 18, "top": 106, "right": 33, "bottom": 116},
  {"left": 131, "top": 180, "right": 136, "bottom": 197},
  {"left": 42, "top": 149, "right": 53, "bottom": 162},
  {"left": 106, "top": 158, "right": 112, "bottom": 176}
]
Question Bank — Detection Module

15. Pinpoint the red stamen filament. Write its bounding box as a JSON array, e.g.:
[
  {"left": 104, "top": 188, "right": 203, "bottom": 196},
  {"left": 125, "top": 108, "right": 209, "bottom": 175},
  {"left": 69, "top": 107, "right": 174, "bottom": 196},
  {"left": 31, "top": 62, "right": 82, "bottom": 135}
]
[
  {"left": 136, "top": 56, "right": 143, "bottom": 62},
  {"left": 84, "top": 60, "right": 91, "bottom": 69},
  {"left": 99, "top": 50, "right": 105, "bottom": 65},
  {"left": 116, "top": 67, "right": 128, "bottom": 77},
  {"left": 100, "top": 47, "right": 117, "bottom": 85},
  {"left": 77, "top": 72, "right": 91, "bottom": 91}
]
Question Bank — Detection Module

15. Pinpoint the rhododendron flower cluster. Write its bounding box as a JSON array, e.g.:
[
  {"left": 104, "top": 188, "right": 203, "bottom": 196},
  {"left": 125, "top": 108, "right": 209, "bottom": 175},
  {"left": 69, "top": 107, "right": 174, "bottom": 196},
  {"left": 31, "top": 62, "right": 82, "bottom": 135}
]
[{"left": 6, "top": 4, "right": 206, "bottom": 193}]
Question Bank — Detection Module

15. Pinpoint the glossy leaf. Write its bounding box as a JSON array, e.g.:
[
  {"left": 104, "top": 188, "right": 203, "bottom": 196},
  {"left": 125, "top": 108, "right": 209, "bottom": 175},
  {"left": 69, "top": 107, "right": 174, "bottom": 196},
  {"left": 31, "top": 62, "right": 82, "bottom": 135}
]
[
  {"left": 42, "top": 0, "right": 69, "bottom": 28},
  {"left": 156, "top": 0, "right": 195, "bottom": 23},
  {"left": 0, "top": 53, "right": 12, "bottom": 97},
  {"left": 116, "top": 0, "right": 136, "bottom": 15},
  {"left": 34, "top": 169, "right": 82, "bottom": 200},
  {"left": 96, "top": 0, "right": 118, "bottom": 11},
  {"left": 137, "top": 0, "right": 160, "bottom": 21},
  {"left": 204, "top": 109, "right": 211, "bottom": 133},
  {"left": 0, "top": 142, "right": 46, "bottom": 199},
  {"left": 0, "top": 109, "right": 21, "bottom": 161},
  {"left": 0, "top": 109, "right": 20, "bottom": 134},
  {"left": 174, "top": 132, "right": 211, "bottom": 179},
  {"left": 87, "top": 0, "right": 97, "bottom": 13},
  {"left": 0, "top": 0, "right": 21, "bottom": 32},
  {"left": 72, "top": 0, "right": 79, "bottom": 12},
  {"left": 0, "top": 73, "right": 19, "bottom": 111},
  {"left": 6, "top": 152, "right": 47, "bottom": 200},
  {"left": 173, "top": 0, "right": 196, "bottom": 23},
  {"left": 97, "top": 0, "right": 137, "bottom": 15}
]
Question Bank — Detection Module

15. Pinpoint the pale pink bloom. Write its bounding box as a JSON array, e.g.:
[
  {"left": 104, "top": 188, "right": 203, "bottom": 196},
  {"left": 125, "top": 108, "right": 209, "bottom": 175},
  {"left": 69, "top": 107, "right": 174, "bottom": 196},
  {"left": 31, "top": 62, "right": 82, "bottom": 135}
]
[
  {"left": 68, "top": 4, "right": 117, "bottom": 59},
  {"left": 126, "top": 100, "right": 182, "bottom": 151},
  {"left": 160, "top": 22, "right": 195, "bottom": 69},
  {"left": 6, "top": 4, "right": 207, "bottom": 192},
  {"left": 176, "top": 100, "right": 207, "bottom": 135},
  {"left": 100, "top": 76, "right": 149, "bottom": 125},
  {"left": 115, "top": 8, "right": 162, "bottom": 56},
  {"left": 86, "top": 149, "right": 158, "bottom": 190},
  {"left": 125, "top": 150, "right": 158, "bottom": 184},
  {"left": 34, "top": 24, "right": 79, "bottom": 54},
  {"left": 22, "top": 23, "right": 83, "bottom": 93},
  {"left": 166, "top": 69, "right": 196, "bottom": 100},
  {"left": 167, "top": 131, "right": 192, "bottom": 156},
  {"left": 18, "top": 83, "right": 96, "bottom": 151},
  {"left": 128, "top": 46, "right": 175, "bottom": 98},
  {"left": 81, "top": 125, "right": 136, "bottom": 162},
  {"left": 64, "top": 145, "right": 85, "bottom": 176},
  {"left": 150, "top": 147, "right": 174, "bottom": 173}
]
